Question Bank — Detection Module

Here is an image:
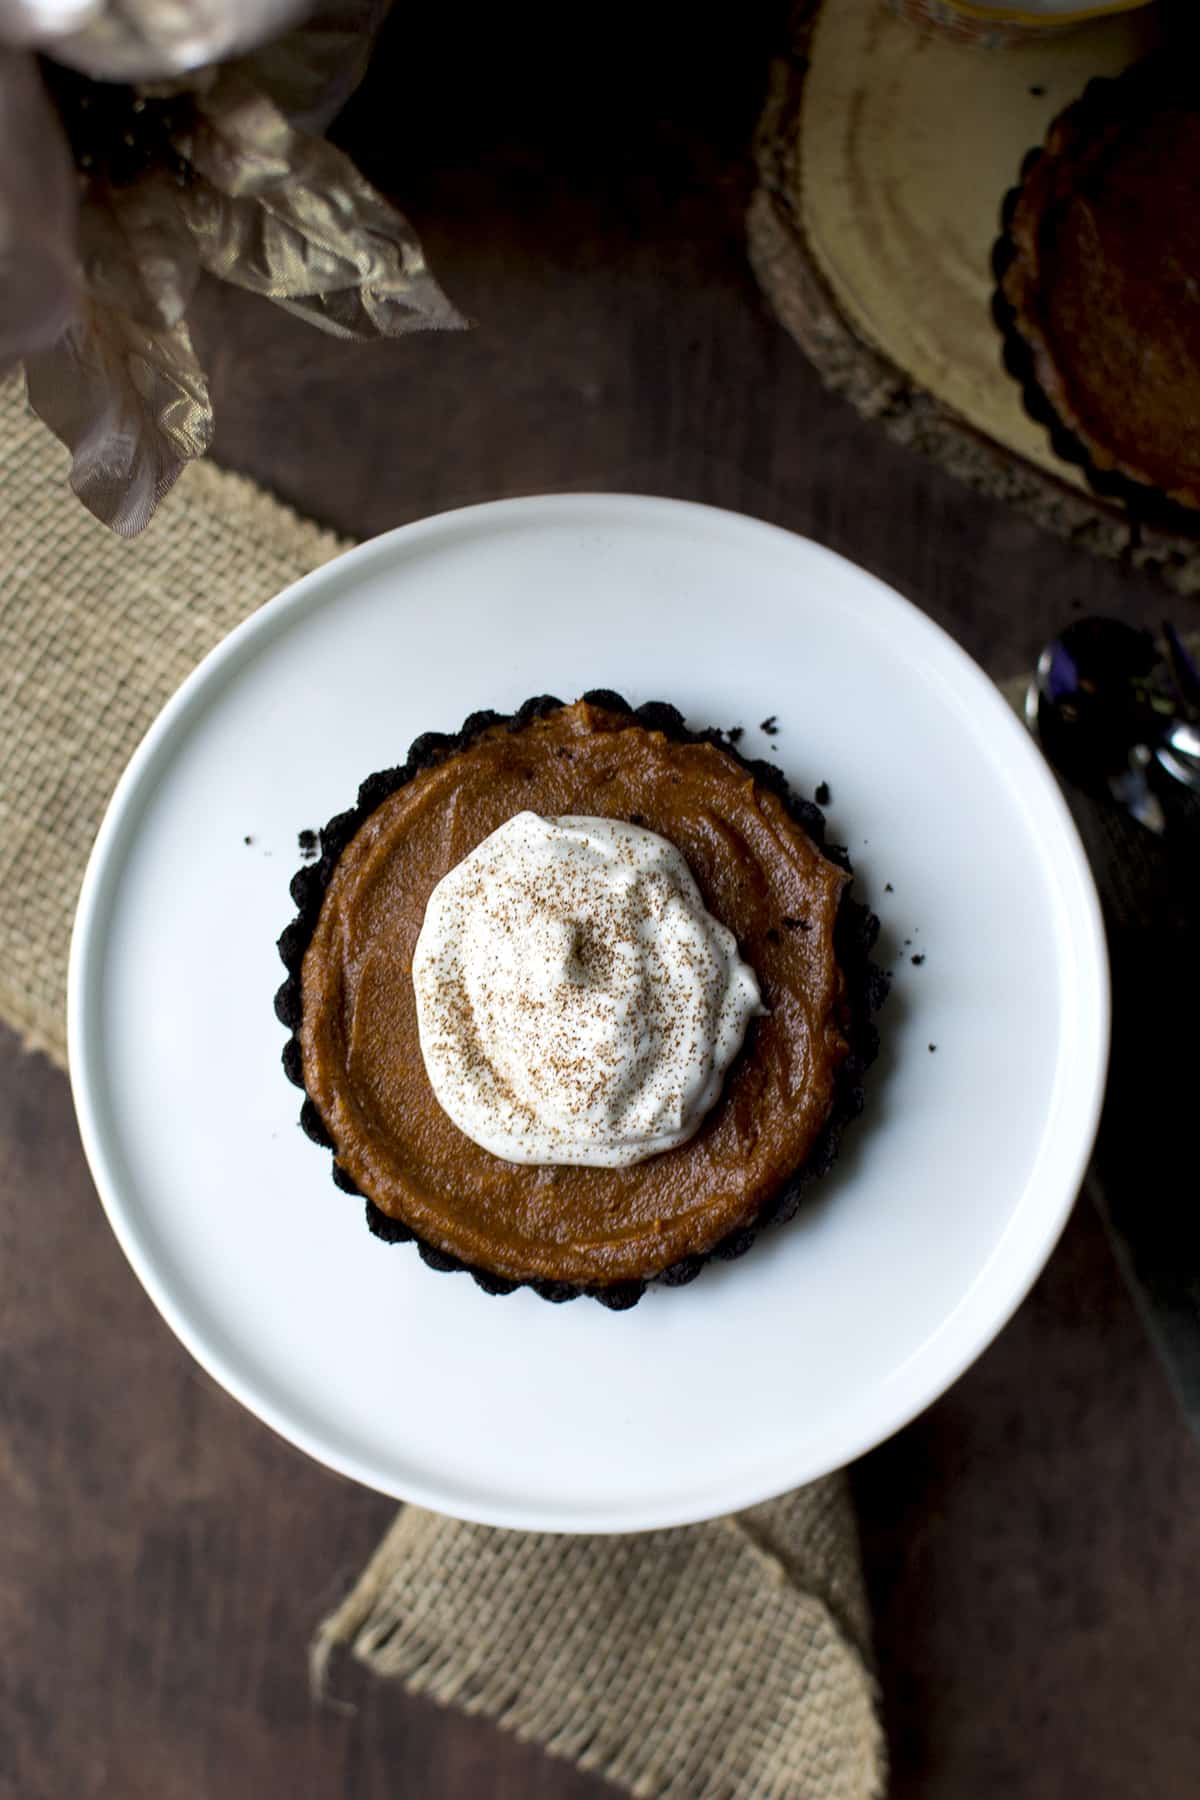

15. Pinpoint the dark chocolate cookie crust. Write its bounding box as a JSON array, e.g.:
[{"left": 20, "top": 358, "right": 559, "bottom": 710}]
[
  {"left": 993, "top": 59, "right": 1200, "bottom": 538},
  {"left": 275, "top": 693, "right": 888, "bottom": 1310}
]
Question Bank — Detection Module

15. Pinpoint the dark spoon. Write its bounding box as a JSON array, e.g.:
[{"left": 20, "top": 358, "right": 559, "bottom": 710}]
[{"left": 1026, "top": 617, "right": 1200, "bottom": 834}]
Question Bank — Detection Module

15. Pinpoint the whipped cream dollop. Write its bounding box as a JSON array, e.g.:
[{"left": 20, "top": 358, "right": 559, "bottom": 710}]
[{"left": 411, "top": 812, "right": 764, "bottom": 1167}]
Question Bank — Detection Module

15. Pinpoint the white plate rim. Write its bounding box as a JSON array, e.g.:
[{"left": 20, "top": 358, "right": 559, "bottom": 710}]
[{"left": 67, "top": 493, "right": 1110, "bottom": 1530}]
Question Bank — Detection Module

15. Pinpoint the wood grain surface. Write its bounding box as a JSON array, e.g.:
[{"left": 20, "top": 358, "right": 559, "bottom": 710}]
[{"left": 4, "top": 3, "right": 1200, "bottom": 1795}]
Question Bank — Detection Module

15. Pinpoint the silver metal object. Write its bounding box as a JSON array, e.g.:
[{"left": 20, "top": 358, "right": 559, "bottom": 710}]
[
  {"left": 1157, "top": 720, "right": 1200, "bottom": 793},
  {"left": 1026, "top": 622, "right": 1200, "bottom": 833},
  {"left": 1025, "top": 672, "right": 1167, "bottom": 835}
]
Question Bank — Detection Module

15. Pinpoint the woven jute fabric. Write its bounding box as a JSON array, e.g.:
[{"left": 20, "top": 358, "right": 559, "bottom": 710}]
[
  {"left": 314, "top": 1486, "right": 883, "bottom": 1800},
  {"left": 0, "top": 371, "right": 884, "bottom": 1799},
  {"left": 0, "top": 372, "right": 347, "bottom": 1063}
]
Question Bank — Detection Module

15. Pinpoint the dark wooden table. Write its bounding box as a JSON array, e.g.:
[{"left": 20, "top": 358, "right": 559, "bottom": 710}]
[{"left": 5, "top": 5, "right": 1200, "bottom": 1796}]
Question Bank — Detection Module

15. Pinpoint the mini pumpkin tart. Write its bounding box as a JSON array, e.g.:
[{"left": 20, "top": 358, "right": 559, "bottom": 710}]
[
  {"left": 994, "top": 58, "right": 1200, "bottom": 530},
  {"left": 275, "top": 694, "right": 887, "bottom": 1309}
]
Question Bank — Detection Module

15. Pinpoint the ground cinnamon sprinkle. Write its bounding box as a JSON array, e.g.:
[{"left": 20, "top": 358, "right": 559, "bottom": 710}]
[{"left": 411, "top": 812, "right": 762, "bottom": 1167}]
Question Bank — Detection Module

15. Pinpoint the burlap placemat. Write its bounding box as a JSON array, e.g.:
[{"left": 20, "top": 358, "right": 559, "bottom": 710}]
[
  {"left": 0, "top": 371, "right": 884, "bottom": 1799},
  {"left": 314, "top": 1488, "right": 882, "bottom": 1800},
  {"left": 0, "top": 373, "right": 347, "bottom": 1062}
]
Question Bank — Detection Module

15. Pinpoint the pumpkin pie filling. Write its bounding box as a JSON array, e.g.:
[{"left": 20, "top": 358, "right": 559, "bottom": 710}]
[
  {"left": 997, "top": 61, "right": 1200, "bottom": 514},
  {"left": 290, "top": 699, "right": 864, "bottom": 1289}
]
